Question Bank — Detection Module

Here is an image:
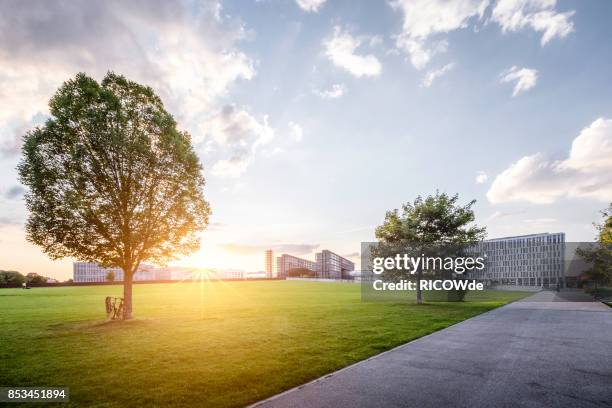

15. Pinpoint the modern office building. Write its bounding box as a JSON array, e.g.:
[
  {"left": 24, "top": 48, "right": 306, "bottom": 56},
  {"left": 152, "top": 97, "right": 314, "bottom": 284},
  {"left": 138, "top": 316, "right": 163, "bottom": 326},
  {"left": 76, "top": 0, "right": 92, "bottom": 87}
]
[
  {"left": 468, "top": 232, "right": 565, "bottom": 287},
  {"left": 275, "top": 250, "right": 355, "bottom": 279},
  {"left": 276, "top": 254, "right": 319, "bottom": 278},
  {"left": 316, "top": 250, "right": 355, "bottom": 279},
  {"left": 265, "top": 249, "right": 274, "bottom": 278}
]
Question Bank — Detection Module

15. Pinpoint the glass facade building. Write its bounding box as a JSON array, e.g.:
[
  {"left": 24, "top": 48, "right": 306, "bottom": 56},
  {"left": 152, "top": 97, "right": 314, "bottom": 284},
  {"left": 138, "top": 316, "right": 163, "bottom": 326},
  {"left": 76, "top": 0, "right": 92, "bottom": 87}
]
[
  {"left": 468, "top": 232, "right": 565, "bottom": 287},
  {"left": 316, "top": 250, "right": 355, "bottom": 279},
  {"left": 276, "top": 249, "right": 355, "bottom": 279},
  {"left": 276, "top": 254, "right": 319, "bottom": 278}
]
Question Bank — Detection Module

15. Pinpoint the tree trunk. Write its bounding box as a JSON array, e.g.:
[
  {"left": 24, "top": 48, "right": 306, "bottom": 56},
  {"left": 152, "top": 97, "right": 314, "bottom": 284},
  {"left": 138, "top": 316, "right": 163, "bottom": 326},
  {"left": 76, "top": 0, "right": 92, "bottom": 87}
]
[
  {"left": 416, "top": 269, "right": 423, "bottom": 304},
  {"left": 123, "top": 272, "right": 133, "bottom": 320}
]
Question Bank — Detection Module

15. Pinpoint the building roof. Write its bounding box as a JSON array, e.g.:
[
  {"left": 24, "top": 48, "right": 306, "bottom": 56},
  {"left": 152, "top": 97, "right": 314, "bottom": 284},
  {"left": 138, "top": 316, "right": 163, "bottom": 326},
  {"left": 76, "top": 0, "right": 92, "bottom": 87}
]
[{"left": 484, "top": 232, "right": 565, "bottom": 242}]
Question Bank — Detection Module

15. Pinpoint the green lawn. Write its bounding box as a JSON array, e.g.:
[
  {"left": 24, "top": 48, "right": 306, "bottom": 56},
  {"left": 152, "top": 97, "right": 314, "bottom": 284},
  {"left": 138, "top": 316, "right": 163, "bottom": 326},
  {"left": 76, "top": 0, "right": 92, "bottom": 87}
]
[{"left": 0, "top": 281, "right": 529, "bottom": 407}]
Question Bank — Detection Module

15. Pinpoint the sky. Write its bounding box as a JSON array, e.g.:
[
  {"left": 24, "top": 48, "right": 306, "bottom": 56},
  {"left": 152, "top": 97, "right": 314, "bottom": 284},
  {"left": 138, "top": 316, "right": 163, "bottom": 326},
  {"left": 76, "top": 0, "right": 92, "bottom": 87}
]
[{"left": 1, "top": 0, "right": 611, "bottom": 280}]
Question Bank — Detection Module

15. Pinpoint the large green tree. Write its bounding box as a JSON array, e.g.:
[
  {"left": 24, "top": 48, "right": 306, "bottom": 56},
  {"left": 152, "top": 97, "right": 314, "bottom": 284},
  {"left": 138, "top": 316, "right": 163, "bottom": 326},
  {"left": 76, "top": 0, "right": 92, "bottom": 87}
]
[
  {"left": 375, "top": 192, "right": 486, "bottom": 304},
  {"left": 18, "top": 72, "right": 210, "bottom": 319}
]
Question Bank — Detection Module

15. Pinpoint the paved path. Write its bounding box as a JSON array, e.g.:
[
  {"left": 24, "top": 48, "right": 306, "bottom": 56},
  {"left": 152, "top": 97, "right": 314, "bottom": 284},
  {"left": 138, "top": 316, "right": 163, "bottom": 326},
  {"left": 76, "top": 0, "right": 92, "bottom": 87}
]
[{"left": 254, "top": 291, "right": 612, "bottom": 408}]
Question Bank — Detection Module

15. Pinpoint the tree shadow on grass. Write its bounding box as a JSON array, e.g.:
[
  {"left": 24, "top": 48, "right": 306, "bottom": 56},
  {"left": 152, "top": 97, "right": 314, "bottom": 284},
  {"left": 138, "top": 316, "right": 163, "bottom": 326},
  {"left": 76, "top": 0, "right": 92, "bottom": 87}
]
[{"left": 44, "top": 318, "right": 154, "bottom": 337}]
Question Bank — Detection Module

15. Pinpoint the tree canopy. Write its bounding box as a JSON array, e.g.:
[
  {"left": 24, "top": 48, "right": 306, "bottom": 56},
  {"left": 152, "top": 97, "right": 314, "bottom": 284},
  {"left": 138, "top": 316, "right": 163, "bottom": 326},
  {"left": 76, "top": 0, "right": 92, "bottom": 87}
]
[
  {"left": 375, "top": 192, "right": 486, "bottom": 246},
  {"left": 374, "top": 192, "right": 486, "bottom": 303},
  {"left": 18, "top": 72, "right": 210, "bottom": 318},
  {"left": 0, "top": 271, "right": 53, "bottom": 287}
]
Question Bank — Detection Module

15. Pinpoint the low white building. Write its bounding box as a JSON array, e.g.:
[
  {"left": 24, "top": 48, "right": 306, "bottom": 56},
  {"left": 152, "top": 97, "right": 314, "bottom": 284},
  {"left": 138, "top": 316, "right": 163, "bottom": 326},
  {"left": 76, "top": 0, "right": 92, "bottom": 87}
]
[
  {"left": 73, "top": 262, "right": 123, "bottom": 282},
  {"left": 73, "top": 262, "right": 158, "bottom": 282},
  {"left": 73, "top": 263, "right": 249, "bottom": 282},
  {"left": 219, "top": 269, "right": 244, "bottom": 279}
]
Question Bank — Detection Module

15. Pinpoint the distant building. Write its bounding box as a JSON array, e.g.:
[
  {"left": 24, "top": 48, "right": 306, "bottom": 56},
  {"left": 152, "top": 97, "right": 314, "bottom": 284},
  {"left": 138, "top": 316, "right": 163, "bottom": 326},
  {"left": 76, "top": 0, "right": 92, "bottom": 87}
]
[
  {"left": 133, "top": 264, "right": 157, "bottom": 281},
  {"left": 276, "top": 254, "right": 318, "bottom": 278},
  {"left": 169, "top": 268, "right": 196, "bottom": 281},
  {"left": 316, "top": 250, "right": 355, "bottom": 280},
  {"left": 154, "top": 268, "right": 172, "bottom": 281},
  {"left": 265, "top": 249, "right": 274, "bottom": 278},
  {"left": 245, "top": 271, "right": 267, "bottom": 279},
  {"left": 73, "top": 262, "right": 161, "bottom": 282},
  {"left": 73, "top": 262, "right": 123, "bottom": 283},
  {"left": 275, "top": 249, "right": 355, "bottom": 280},
  {"left": 73, "top": 262, "right": 251, "bottom": 282},
  {"left": 469, "top": 232, "right": 565, "bottom": 287},
  {"left": 219, "top": 269, "right": 244, "bottom": 279}
]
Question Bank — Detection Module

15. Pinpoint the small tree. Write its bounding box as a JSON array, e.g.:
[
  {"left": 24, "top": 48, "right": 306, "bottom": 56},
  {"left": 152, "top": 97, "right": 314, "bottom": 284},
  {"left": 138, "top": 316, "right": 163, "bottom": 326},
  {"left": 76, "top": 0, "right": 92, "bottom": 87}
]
[
  {"left": 106, "top": 271, "right": 116, "bottom": 282},
  {"left": 597, "top": 203, "right": 612, "bottom": 244},
  {"left": 26, "top": 272, "right": 48, "bottom": 285},
  {"left": 287, "top": 267, "right": 316, "bottom": 278},
  {"left": 0, "top": 271, "right": 26, "bottom": 287},
  {"left": 578, "top": 203, "right": 612, "bottom": 288},
  {"left": 18, "top": 72, "right": 210, "bottom": 319},
  {"left": 375, "top": 192, "right": 486, "bottom": 304}
]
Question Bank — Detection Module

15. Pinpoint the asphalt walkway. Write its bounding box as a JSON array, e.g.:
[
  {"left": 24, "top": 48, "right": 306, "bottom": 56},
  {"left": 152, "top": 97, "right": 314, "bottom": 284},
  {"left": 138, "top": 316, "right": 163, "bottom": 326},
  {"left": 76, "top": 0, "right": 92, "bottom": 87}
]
[{"left": 254, "top": 290, "right": 612, "bottom": 408}]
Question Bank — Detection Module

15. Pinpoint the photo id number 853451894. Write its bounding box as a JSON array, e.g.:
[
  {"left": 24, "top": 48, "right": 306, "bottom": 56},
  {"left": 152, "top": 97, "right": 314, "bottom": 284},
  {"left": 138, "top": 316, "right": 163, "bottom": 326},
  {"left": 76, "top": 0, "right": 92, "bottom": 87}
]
[{"left": 1, "top": 387, "right": 69, "bottom": 403}]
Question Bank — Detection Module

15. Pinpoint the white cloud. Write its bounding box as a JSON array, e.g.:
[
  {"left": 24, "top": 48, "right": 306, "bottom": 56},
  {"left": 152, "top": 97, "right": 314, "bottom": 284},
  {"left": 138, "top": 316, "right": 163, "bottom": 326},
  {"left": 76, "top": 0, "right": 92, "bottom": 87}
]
[
  {"left": 491, "top": 0, "right": 575, "bottom": 45},
  {"left": 204, "top": 105, "right": 274, "bottom": 147},
  {"left": 262, "top": 146, "right": 284, "bottom": 157},
  {"left": 475, "top": 171, "right": 489, "bottom": 184},
  {"left": 288, "top": 122, "right": 304, "bottom": 142},
  {"left": 488, "top": 210, "right": 523, "bottom": 220},
  {"left": 500, "top": 66, "right": 538, "bottom": 96},
  {"left": 487, "top": 118, "right": 612, "bottom": 204},
  {"left": 389, "top": 0, "right": 574, "bottom": 70},
  {"left": 422, "top": 63, "right": 455, "bottom": 87},
  {"left": 488, "top": 153, "right": 565, "bottom": 204},
  {"left": 3, "top": 185, "right": 24, "bottom": 200},
  {"left": 313, "top": 83, "right": 346, "bottom": 99},
  {"left": 323, "top": 26, "right": 382, "bottom": 77},
  {"left": 203, "top": 105, "right": 275, "bottom": 177},
  {"left": 0, "top": 1, "right": 255, "bottom": 156},
  {"left": 389, "top": 0, "right": 488, "bottom": 69},
  {"left": 561, "top": 119, "right": 612, "bottom": 171},
  {"left": 369, "top": 36, "right": 384, "bottom": 47},
  {"left": 0, "top": 120, "right": 37, "bottom": 157},
  {"left": 210, "top": 157, "right": 253, "bottom": 178},
  {"left": 295, "top": 0, "right": 327, "bottom": 12}
]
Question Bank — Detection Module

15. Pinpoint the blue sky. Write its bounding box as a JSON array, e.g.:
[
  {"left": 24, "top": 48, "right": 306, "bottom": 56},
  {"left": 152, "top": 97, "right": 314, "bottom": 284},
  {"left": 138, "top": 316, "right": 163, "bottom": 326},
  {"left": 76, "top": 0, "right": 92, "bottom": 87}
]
[{"left": 1, "top": 0, "right": 611, "bottom": 279}]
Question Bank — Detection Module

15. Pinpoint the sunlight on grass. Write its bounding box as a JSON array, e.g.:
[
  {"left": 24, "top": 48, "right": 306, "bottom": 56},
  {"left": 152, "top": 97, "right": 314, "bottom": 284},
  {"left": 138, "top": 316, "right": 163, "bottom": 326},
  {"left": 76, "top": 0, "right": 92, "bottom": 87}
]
[{"left": 0, "top": 281, "right": 529, "bottom": 407}]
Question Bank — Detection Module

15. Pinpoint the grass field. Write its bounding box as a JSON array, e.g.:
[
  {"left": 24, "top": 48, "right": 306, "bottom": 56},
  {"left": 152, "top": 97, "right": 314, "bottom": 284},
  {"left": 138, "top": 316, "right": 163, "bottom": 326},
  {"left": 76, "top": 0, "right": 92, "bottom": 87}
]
[{"left": 0, "top": 281, "right": 529, "bottom": 407}]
